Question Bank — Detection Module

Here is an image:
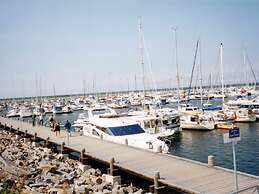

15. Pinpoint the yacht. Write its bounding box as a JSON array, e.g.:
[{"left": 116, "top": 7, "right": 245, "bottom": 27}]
[
  {"left": 127, "top": 106, "right": 181, "bottom": 140},
  {"left": 73, "top": 112, "right": 89, "bottom": 128},
  {"left": 178, "top": 104, "right": 201, "bottom": 115},
  {"left": 6, "top": 109, "right": 20, "bottom": 118},
  {"left": 235, "top": 108, "right": 256, "bottom": 122},
  {"left": 19, "top": 107, "right": 33, "bottom": 118},
  {"left": 73, "top": 107, "right": 117, "bottom": 129},
  {"left": 52, "top": 104, "right": 64, "bottom": 114},
  {"left": 180, "top": 113, "right": 215, "bottom": 130},
  {"left": 83, "top": 117, "right": 169, "bottom": 153}
]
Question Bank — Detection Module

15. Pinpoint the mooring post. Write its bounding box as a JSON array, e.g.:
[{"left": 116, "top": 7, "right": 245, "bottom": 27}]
[
  {"left": 34, "top": 132, "right": 37, "bottom": 141},
  {"left": 208, "top": 155, "right": 214, "bottom": 167},
  {"left": 80, "top": 148, "right": 86, "bottom": 162},
  {"left": 45, "top": 137, "right": 50, "bottom": 147},
  {"left": 61, "top": 142, "right": 65, "bottom": 155},
  {"left": 154, "top": 171, "right": 160, "bottom": 194},
  {"left": 110, "top": 157, "right": 115, "bottom": 176}
]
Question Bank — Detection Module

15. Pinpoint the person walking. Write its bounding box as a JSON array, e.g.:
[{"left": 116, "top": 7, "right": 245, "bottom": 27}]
[
  {"left": 64, "top": 120, "right": 72, "bottom": 136},
  {"left": 49, "top": 116, "right": 54, "bottom": 130},
  {"left": 64, "top": 120, "right": 72, "bottom": 145},
  {"left": 54, "top": 122, "right": 60, "bottom": 136},
  {"left": 39, "top": 114, "right": 44, "bottom": 126},
  {"left": 32, "top": 114, "right": 36, "bottom": 127}
]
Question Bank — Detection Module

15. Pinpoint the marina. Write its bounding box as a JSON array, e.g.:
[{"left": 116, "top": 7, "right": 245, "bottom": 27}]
[{"left": 1, "top": 1, "right": 259, "bottom": 193}]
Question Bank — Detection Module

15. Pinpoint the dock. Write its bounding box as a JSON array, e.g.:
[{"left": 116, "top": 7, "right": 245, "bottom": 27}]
[{"left": 0, "top": 116, "right": 259, "bottom": 194}]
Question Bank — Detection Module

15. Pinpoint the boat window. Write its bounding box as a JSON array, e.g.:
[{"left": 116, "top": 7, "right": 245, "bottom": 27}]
[
  {"left": 190, "top": 117, "right": 198, "bottom": 122},
  {"left": 55, "top": 107, "right": 62, "bottom": 111},
  {"left": 108, "top": 124, "right": 145, "bottom": 136},
  {"left": 92, "top": 109, "right": 112, "bottom": 116},
  {"left": 92, "top": 129, "right": 100, "bottom": 136}
]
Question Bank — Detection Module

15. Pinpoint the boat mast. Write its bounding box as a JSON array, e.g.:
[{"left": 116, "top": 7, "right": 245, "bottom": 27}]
[
  {"left": 188, "top": 40, "right": 199, "bottom": 102},
  {"left": 138, "top": 17, "right": 146, "bottom": 96},
  {"left": 172, "top": 27, "right": 180, "bottom": 107},
  {"left": 199, "top": 39, "right": 203, "bottom": 108},
  {"left": 220, "top": 43, "right": 224, "bottom": 102}
]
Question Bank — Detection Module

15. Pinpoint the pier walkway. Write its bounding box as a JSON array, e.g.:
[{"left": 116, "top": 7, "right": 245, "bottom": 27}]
[{"left": 0, "top": 116, "right": 259, "bottom": 194}]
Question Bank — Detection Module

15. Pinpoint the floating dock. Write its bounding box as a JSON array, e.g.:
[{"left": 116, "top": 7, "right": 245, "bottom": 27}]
[{"left": 0, "top": 116, "right": 259, "bottom": 194}]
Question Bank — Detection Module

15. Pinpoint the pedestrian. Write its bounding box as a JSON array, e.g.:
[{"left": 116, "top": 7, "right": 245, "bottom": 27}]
[
  {"left": 32, "top": 114, "right": 36, "bottom": 127},
  {"left": 54, "top": 122, "right": 60, "bottom": 136},
  {"left": 64, "top": 120, "right": 72, "bottom": 136},
  {"left": 39, "top": 114, "right": 44, "bottom": 126},
  {"left": 49, "top": 116, "right": 54, "bottom": 130}
]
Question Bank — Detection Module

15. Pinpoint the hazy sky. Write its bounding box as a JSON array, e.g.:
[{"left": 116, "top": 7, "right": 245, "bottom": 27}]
[{"left": 0, "top": 0, "right": 259, "bottom": 98}]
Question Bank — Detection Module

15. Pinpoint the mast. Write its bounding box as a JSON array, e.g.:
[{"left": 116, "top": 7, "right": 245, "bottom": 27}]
[
  {"left": 199, "top": 39, "right": 203, "bottom": 108},
  {"left": 134, "top": 74, "right": 137, "bottom": 92},
  {"left": 188, "top": 40, "right": 199, "bottom": 101},
  {"left": 220, "top": 43, "right": 224, "bottom": 102},
  {"left": 83, "top": 80, "right": 86, "bottom": 98},
  {"left": 172, "top": 27, "right": 180, "bottom": 107},
  {"left": 138, "top": 17, "right": 146, "bottom": 96}
]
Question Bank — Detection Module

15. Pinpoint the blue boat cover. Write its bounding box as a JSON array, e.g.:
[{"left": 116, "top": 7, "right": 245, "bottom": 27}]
[{"left": 109, "top": 124, "right": 145, "bottom": 136}]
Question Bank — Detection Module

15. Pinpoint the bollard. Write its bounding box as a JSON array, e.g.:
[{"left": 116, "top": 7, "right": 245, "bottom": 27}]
[
  {"left": 208, "top": 155, "right": 214, "bottom": 167},
  {"left": 109, "top": 157, "right": 115, "bottom": 176},
  {"left": 80, "top": 148, "right": 86, "bottom": 162},
  {"left": 124, "top": 138, "right": 128, "bottom": 145},
  {"left": 100, "top": 134, "right": 103, "bottom": 140},
  {"left": 45, "top": 137, "right": 50, "bottom": 146},
  {"left": 34, "top": 132, "right": 37, "bottom": 141},
  {"left": 154, "top": 171, "right": 160, "bottom": 194},
  {"left": 60, "top": 142, "right": 65, "bottom": 154}
]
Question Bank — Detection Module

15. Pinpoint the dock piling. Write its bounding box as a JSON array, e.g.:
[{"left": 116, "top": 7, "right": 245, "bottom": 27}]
[
  {"left": 208, "top": 155, "right": 214, "bottom": 167},
  {"left": 33, "top": 132, "right": 37, "bottom": 141},
  {"left": 45, "top": 137, "right": 50, "bottom": 147},
  {"left": 61, "top": 142, "right": 65, "bottom": 154},
  {"left": 109, "top": 157, "right": 115, "bottom": 176},
  {"left": 80, "top": 148, "right": 86, "bottom": 162}
]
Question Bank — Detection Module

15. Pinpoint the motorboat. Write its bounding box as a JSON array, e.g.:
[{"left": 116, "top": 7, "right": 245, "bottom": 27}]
[
  {"left": 73, "top": 112, "right": 89, "bottom": 128},
  {"left": 127, "top": 106, "right": 181, "bottom": 140},
  {"left": 83, "top": 117, "right": 169, "bottom": 153},
  {"left": 235, "top": 108, "right": 256, "bottom": 122},
  {"left": 19, "top": 107, "right": 33, "bottom": 118},
  {"left": 178, "top": 104, "right": 201, "bottom": 115},
  {"left": 73, "top": 107, "right": 117, "bottom": 129},
  {"left": 6, "top": 109, "right": 20, "bottom": 118},
  {"left": 180, "top": 113, "right": 215, "bottom": 130},
  {"left": 52, "top": 104, "right": 64, "bottom": 114}
]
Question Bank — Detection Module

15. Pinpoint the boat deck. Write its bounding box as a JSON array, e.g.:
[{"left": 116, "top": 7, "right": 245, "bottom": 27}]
[{"left": 0, "top": 116, "right": 259, "bottom": 194}]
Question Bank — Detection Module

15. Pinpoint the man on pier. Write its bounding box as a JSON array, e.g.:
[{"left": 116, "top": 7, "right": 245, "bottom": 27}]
[{"left": 64, "top": 120, "right": 71, "bottom": 136}]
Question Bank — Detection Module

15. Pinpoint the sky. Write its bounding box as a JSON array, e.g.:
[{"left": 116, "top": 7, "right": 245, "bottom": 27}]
[{"left": 0, "top": 0, "right": 259, "bottom": 98}]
